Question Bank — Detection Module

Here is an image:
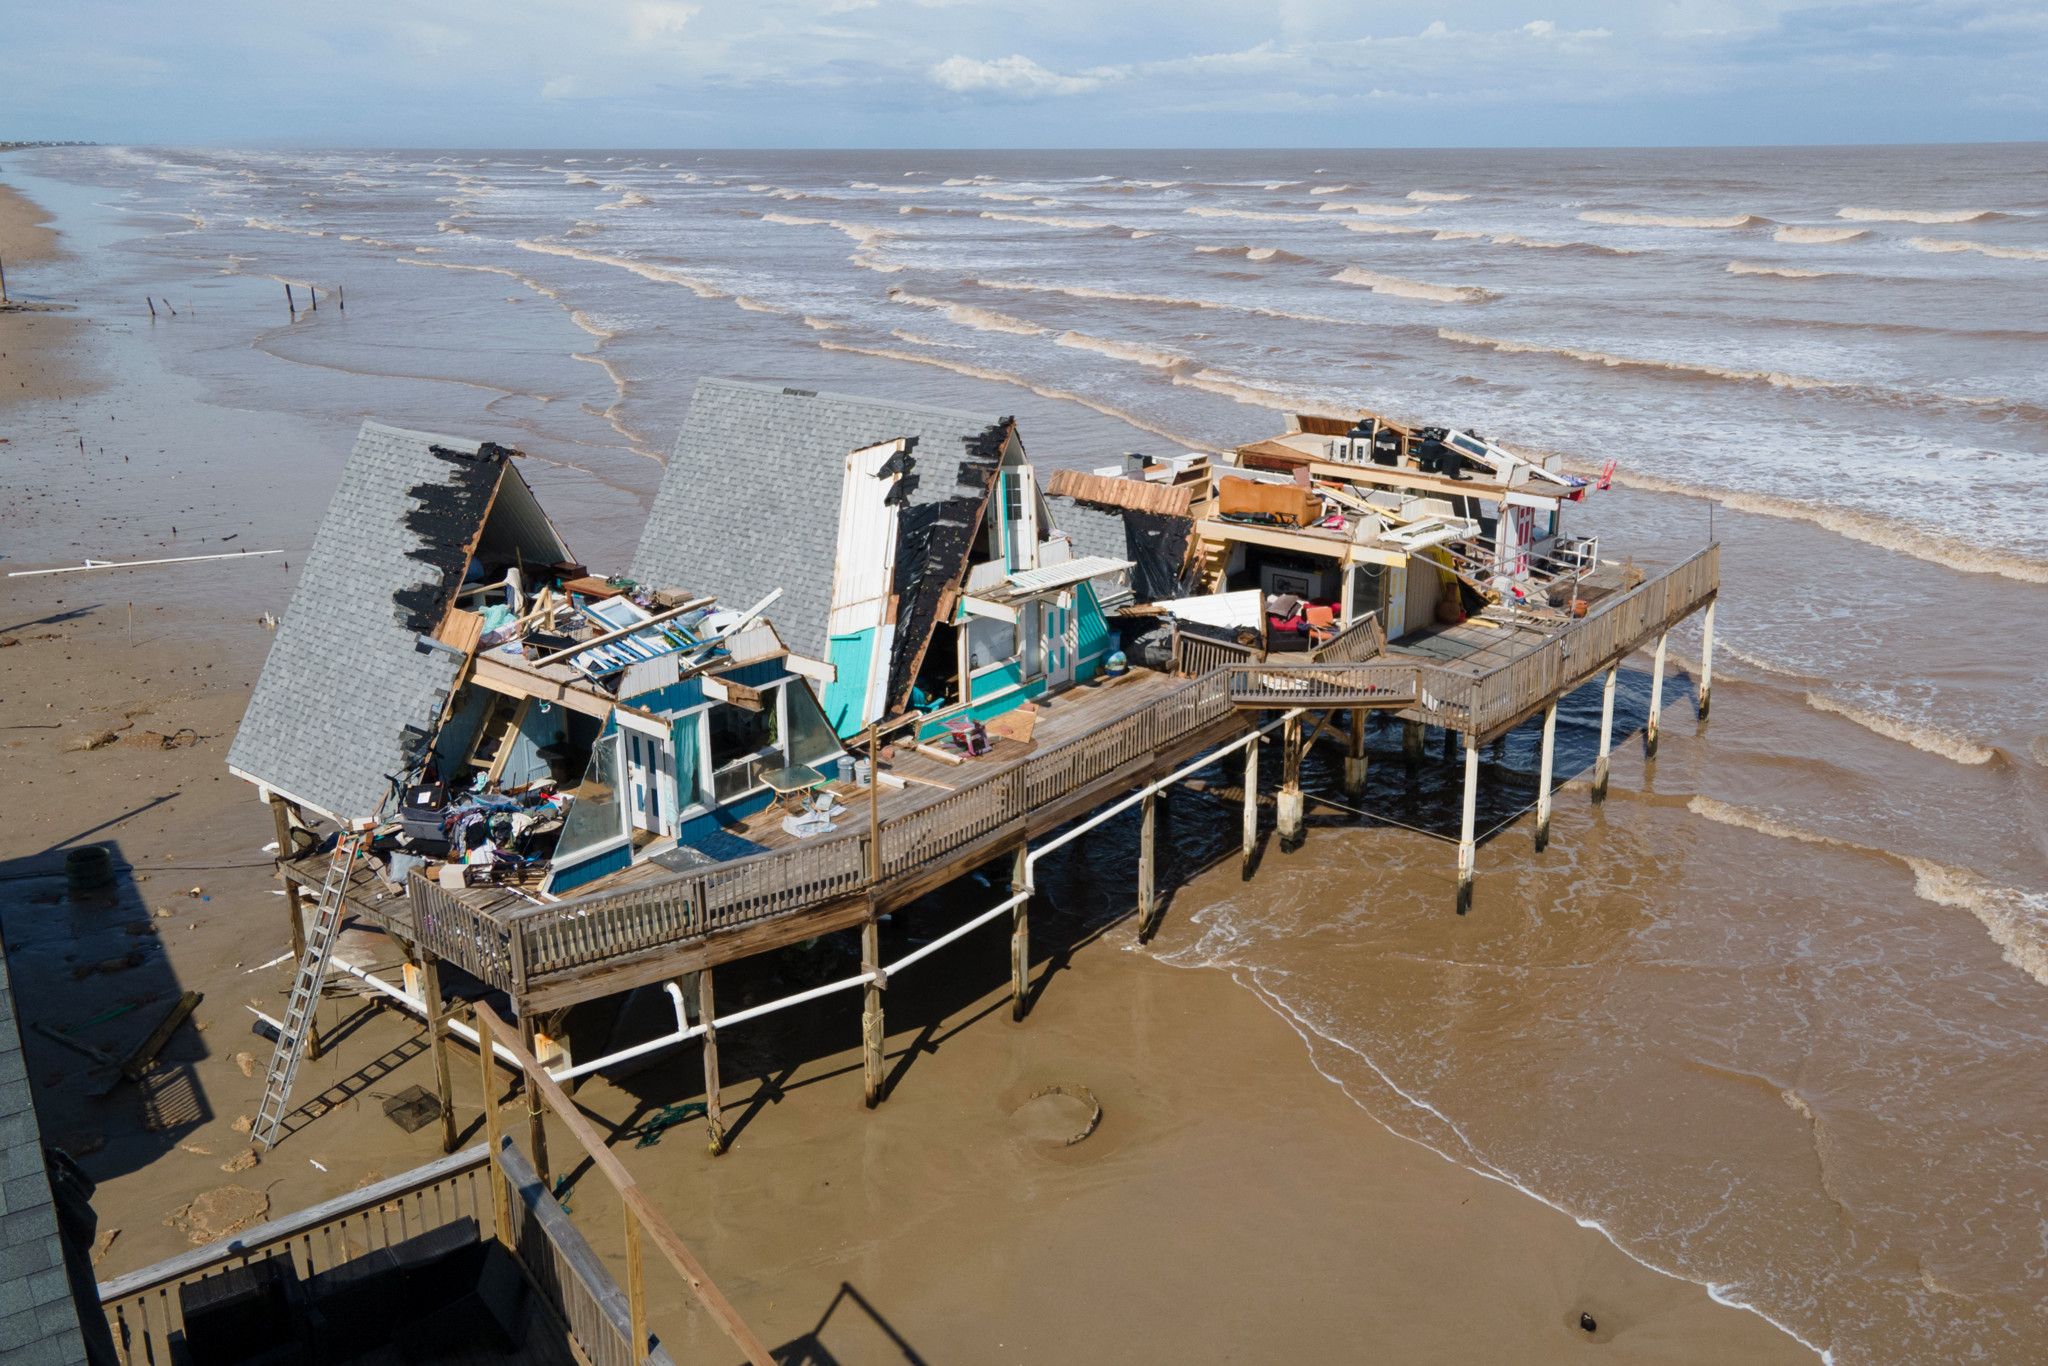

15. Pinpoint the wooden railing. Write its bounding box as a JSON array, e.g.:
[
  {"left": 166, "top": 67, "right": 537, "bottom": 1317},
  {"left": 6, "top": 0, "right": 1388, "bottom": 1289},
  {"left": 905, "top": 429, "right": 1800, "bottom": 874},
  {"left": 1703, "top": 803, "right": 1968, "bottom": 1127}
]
[
  {"left": 517, "top": 668, "right": 1241, "bottom": 984},
  {"left": 410, "top": 872, "right": 519, "bottom": 991},
  {"left": 1172, "top": 629, "right": 1262, "bottom": 675},
  {"left": 99, "top": 1148, "right": 493, "bottom": 1360},
  {"left": 407, "top": 557, "right": 1708, "bottom": 991},
  {"left": 1309, "top": 611, "right": 1387, "bottom": 664}
]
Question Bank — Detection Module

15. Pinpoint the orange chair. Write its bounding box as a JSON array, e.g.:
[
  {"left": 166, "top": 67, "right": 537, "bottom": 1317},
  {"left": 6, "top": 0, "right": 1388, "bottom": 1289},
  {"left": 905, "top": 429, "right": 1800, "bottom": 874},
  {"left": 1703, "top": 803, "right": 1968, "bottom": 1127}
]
[{"left": 1305, "top": 605, "right": 1339, "bottom": 646}]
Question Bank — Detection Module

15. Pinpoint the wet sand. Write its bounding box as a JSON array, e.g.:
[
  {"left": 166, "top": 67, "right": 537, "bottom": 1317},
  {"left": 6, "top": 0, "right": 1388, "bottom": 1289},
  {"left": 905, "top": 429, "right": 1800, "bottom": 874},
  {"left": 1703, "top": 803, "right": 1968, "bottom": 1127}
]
[
  {"left": 0, "top": 168, "right": 1816, "bottom": 1360},
  {"left": 0, "top": 179, "right": 92, "bottom": 405}
]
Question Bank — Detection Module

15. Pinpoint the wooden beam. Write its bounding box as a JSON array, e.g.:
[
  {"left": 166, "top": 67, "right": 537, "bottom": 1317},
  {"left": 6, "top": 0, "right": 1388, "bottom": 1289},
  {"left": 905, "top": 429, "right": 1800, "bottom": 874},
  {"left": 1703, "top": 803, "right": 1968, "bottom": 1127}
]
[
  {"left": 1698, "top": 600, "right": 1716, "bottom": 722},
  {"left": 475, "top": 1009, "right": 514, "bottom": 1248},
  {"left": 1241, "top": 736, "right": 1259, "bottom": 878},
  {"left": 1535, "top": 702, "right": 1557, "bottom": 855},
  {"left": 474, "top": 1004, "right": 773, "bottom": 1366}
]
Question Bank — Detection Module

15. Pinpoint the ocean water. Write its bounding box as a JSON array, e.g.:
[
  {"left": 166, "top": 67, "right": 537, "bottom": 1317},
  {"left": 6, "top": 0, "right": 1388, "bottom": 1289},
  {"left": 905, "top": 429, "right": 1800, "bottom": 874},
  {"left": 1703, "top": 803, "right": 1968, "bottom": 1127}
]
[{"left": 9, "top": 143, "right": 2048, "bottom": 1362}]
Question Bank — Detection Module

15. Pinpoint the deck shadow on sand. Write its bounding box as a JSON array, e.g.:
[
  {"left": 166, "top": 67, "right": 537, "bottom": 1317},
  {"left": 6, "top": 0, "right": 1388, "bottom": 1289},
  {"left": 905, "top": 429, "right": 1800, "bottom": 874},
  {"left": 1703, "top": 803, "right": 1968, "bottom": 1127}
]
[
  {"left": 773, "top": 1281, "right": 930, "bottom": 1365},
  {"left": 0, "top": 812, "right": 211, "bottom": 1179}
]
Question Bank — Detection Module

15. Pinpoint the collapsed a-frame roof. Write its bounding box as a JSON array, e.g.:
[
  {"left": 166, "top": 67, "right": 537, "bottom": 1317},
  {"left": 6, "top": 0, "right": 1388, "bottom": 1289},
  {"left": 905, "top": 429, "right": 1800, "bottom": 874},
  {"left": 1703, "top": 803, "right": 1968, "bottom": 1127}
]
[
  {"left": 631, "top": 378, "right": 1010, "bottom": 669},
  {"left": 227, "top": 421, "right": 571, "bottom": 823}
]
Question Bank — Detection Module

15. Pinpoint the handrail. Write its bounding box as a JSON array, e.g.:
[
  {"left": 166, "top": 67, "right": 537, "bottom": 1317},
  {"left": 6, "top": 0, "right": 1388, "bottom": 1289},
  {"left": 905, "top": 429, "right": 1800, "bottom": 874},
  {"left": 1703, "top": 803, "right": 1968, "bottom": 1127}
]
[{"left": 411, "top": 552, "right": 1712, "bottom": 991}]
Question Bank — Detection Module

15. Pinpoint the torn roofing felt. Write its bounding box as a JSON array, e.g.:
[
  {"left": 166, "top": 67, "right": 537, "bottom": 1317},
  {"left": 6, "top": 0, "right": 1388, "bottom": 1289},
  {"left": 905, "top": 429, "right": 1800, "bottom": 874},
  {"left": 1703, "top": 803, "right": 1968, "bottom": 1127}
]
[
  {"left": 227, "top": 421, "right": 566, "bottom": 822},
  {"left": 631, "top": 378, "right": 1009, "bottom": 671}
]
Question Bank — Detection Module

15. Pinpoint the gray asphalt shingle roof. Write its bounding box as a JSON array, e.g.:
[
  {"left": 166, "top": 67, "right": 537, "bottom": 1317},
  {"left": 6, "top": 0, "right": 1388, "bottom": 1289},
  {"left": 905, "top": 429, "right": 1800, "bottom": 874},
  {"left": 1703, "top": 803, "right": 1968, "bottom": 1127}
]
[
  {"left": 631, "top": 379, "right": 1008, "bottom": 662},
  {"left": 0, "top": 944, "right": 89, "bottom": 1366},
  {"left": 227, "top": 421, "right": 515, "bottom": 822}
]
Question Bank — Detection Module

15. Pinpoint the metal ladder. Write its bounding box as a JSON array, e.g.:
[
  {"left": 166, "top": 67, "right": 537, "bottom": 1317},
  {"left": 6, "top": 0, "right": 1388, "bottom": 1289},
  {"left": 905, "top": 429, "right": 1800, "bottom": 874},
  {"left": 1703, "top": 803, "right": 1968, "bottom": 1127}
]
[{"left": 251, "top": 826, "right": 371, "bottom": 1150}]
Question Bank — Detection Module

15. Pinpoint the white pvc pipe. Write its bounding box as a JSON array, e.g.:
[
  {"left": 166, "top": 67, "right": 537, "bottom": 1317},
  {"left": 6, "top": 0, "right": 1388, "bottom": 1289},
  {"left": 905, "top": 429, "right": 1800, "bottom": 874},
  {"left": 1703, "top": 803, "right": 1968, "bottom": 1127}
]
[
  {"left": 9, "top": 549, "right": 284, "bottom": 577},
  {"left": 313, "top": 715, "right": 1300, "bottom": 1087}
]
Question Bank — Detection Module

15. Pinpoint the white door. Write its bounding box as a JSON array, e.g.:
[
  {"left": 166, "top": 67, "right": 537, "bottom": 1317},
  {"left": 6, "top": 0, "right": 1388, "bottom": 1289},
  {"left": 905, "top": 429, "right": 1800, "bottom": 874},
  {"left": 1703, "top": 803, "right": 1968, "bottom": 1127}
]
[
  {"left": 1042, "top": 596, "right": 1074, "bottom": 689},
  {"left": 625, "top": 730, "right": 677, "bottom": 835}
]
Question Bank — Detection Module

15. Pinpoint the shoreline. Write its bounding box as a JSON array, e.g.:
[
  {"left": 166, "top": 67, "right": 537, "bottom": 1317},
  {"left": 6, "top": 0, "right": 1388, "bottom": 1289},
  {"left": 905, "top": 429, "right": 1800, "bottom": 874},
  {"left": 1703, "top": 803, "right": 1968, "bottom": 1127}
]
[
  {"left": 0, "top": 173, "right": 92, "bottom": 406},
  {"left": 2, "top": 163, "right": 1823, "bottom": 1363}
]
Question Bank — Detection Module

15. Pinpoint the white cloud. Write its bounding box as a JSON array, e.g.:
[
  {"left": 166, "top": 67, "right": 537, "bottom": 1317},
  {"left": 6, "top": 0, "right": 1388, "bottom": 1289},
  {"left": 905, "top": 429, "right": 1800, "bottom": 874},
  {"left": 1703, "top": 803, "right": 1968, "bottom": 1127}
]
[
  {"left": 541, "top": 75, "right": 578, "bottom": 100},
  {"left": 1524, "top": 19, "right": 1556, "bottom": 38},
  {"left": 629, "top": 2, "right": 700, "bottom": 46},
  {"left": 930, "top": 53, "right": 1114, "bottom": 97}
]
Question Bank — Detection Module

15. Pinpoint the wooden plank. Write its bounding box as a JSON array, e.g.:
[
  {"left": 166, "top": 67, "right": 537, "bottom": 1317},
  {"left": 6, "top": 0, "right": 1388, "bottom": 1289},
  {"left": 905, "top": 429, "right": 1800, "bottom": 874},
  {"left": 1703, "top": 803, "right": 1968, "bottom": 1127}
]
[
  {"left": 119, "top": 991, "right": 202, "bottom": 1080},
  {"left": 475, "top": 1005, "right": 772, "bottom": 1366}
]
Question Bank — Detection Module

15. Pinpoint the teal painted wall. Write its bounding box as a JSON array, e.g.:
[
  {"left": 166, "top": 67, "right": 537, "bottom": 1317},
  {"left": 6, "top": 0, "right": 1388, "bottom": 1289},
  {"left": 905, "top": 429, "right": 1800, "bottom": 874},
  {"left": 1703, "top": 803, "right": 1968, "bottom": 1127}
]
[
  {"left": 1074, "top": 581, "right": 1114, "bottom": 679},
  {"left": 548, "top": 840, "right": 632, "bottom": 892},
  {"left": 917, "top": 675, "right": 1048, "bottom": 741},
  {"left": 824, "top": 629, "right": 877, "bottom": 737}
]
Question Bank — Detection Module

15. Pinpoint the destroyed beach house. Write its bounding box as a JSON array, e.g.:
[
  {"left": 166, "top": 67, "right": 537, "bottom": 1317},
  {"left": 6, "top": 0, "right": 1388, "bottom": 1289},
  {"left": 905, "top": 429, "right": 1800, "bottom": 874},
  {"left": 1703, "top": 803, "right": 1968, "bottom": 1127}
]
[{"left": 219, "top": 385, "right": 1717, "bottom": 1185}]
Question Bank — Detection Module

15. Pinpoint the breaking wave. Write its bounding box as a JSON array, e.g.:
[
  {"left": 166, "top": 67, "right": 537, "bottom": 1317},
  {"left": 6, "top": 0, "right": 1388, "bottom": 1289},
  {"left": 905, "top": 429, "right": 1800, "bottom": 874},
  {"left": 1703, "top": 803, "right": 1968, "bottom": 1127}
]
[
  {"left": 597, "top": 190, "right": 651, "bottom": 211},
  {"left": 1907, "top": 237, "right": 2048, "bottom": 262},
  {"left": 1774, "top": 226, "right": 1868, "bottom": 244},
  {"left": 1338, "top": 221, "right": 1438, "bottom": 237},
  {"left": 1318, "top": 201, "right": 1428, "bottom": 217},
  {"left": 1407, "top": 190, "right": 1470, "bottom": 201},
  {"left": 1438, "top": 328, "right": 1838, "bottom": 389},
  {"left": 1184, "top": 206, "right": 1324, "bottom": 224},
  {"left": 1727, "top": 261, "right": 1832, "bottom": 278},
  {"left": 1804, "top": 693, "right": 1998, "bottom": 765},
  {"left": 979, "top": 210, "right": 1120, "bottom": 231},
  {"left": 244, "top": 217, "right": 328, "bottom": 238},
  {"left": 1335, "top": 268, "right": 1499, "bottom": 304},
  {"left": 885, "top": 288, "right": 1047, "bottom": 336},
  {"left": 963, "top": 276, "right": 1363, "bottom": 329},
  {"left": 1838, "top": 207, "right": 2003, "bottom": 224},
  {"left": 392, "top": 257, "right": 560, "bottom": 299},
  {"left": 1686, "top": 798, "right": 2048, "bottom": 989},
  {"left": 512, "top": 239, "right": 725, "bottom": 298},
  {"left": 1055, "top": 330, "right": 1187, "bottom": 370},
  {"left": 1586, "top": 462, "right": 2048, "bottom": 586},
  {"left": 1580, "top": 211, "right": 1767, "bottom": 229},
  {"left": 816, "top": 341, "right": 1211, "bottom": 449},
  {"left": 1196, "top": 244, "right": 1313, "bottom": 264}
]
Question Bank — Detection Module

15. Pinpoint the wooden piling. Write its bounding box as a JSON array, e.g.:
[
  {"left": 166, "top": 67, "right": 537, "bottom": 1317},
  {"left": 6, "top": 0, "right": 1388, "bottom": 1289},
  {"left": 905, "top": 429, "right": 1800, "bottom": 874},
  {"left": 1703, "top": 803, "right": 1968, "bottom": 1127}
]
[
  {"left": 1646, "top": 630, "right": 1668, "bottom": 759},
  {"left": 1137, "top": 792, "right": 1159, "bottom": 940},
  {"left": 145, "top": 296, "right": 156, "bottom": 320},
  {"left": 475, "top": 1009, "right": 514, "bottom": 1246},
  {"left": 1278, "top": 714, "right": 1305, "bottom": 853},
  {"left": 1594, "top": 665, "right": 1617, "bottom": 803},
  {"left": 861, "top": 917, "right": 884, "bottom": 1108},
  {"left": 1457, "top": 736, "right": 1479, "bottom": 916},
  {"left": 268, "top": 798, "right": 322, "bottom": 1061},
  {"left": 624, "top": 1206, "right": 647, "bottom": 1358},
  {"left": 1402, "top": 719, "right": 1425, "bottom": 776},
  {"left": 337, "top": 284, "right": 345, "bottom": 312},
  {"left": 1240, "top": 736, "right": 1259, "bottom": 878},
  {"left": 1535, "top": 701, "right": 1557, "bottom": 853},
  {"left": 520, "top": 1013, "right": 549, "bottom": 1189},
  {"left": 1697, "top": 600, "right": 1716, "bottom": 721},
  {"left": 421, "top": 953, "right": 457, "bottom": 1154},
  {"left": 1344, "top": 709, "right": 1368, "bottom": 799},
  {"left": 699, "top": 970, "right": 726, "bottom": 1152},
  {"left": 1010, "top": 845, "right": 1029, "bottom": 1021},
  {"left": 0, "top": 254, "right": 7, "bottom": 303},
  {"left": 285, "top": 283, "right": 295, "bottom": 316}
]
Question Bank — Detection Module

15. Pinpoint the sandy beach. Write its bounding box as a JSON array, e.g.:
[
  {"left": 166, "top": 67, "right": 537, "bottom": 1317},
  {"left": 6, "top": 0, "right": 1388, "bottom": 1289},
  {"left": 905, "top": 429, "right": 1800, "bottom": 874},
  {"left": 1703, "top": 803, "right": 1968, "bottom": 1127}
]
[{"left": 0, "top": 163, "right": 1826, "bottom": 1362}]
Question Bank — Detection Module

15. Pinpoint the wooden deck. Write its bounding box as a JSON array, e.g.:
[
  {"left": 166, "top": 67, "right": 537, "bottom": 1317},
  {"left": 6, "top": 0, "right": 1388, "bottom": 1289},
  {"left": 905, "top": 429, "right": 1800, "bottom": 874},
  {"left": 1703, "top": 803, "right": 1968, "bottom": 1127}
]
[
  {"left": 287, "top": 547, "right": 1714, "bottom": 1013},
  {"left": 1225, "top": 546, "right": 1718, "bottom": 742}
]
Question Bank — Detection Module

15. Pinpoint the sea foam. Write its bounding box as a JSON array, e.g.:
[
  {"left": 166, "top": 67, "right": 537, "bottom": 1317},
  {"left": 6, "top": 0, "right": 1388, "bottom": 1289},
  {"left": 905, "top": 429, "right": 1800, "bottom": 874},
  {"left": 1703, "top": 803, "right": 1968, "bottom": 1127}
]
[{"left": 1333, "top": 268, "right": 1498, "bottom": 303}]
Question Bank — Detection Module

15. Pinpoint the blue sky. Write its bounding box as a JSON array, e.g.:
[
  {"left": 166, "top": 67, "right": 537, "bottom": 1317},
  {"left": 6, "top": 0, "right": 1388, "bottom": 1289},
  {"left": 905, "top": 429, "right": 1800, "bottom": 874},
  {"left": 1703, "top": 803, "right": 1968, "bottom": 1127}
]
[{"left": 7, "top": 1, "right": 2046, "bottom": 146}]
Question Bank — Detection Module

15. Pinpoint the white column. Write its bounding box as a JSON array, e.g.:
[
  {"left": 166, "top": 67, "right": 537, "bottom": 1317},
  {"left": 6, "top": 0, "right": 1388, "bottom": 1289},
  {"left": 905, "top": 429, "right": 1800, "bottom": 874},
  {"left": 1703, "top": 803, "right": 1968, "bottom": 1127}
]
[
  {"left": 1594, "top": 665, "right": 1617, "bottom": 804},
  {"left": 1698, "top": 600, "right": 1716, "bottom": 721},
  {"left": 1647, "top": 630, "right": 1668, "bottom": 759},
  {"left": 1457, "top": 736, "right": 1479, "bottom": 915},
  {"left": 1535, "top": 701, "right": 1557, "bottom": 854},
  {"left": 1241, "top": 737, "right": 1259, "bottom": 877},
  {"left": 1137, "top": 792, "right": 1158, "bottom": 939}
]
